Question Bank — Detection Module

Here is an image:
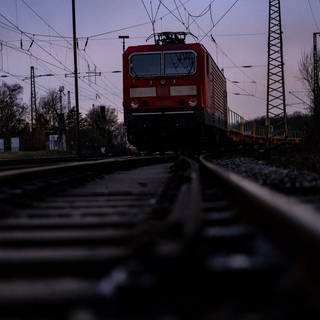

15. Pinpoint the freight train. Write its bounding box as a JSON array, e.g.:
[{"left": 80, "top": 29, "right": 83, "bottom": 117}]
[{"left": 122, "top": 32, "right": 228, "bottom": 151}]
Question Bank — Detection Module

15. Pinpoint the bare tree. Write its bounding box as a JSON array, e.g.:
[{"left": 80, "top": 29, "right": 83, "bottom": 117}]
[
  {"left": 299, "top": 50, "right": 320, "bottom": 142},
  {"left": 83, "top": 105, "right": 118, "bottom": 154},
  {"left": 0, "top": 82, "right": 28, "bottom": 150},
  {"left": 65, "top": 106, "right": 85, "bottom": 152},
  {"left": 299, "top": 51, "right": 314, "bottom": 112},
  {"left": 37, "top": 89, "right": 61, "bottom": 130}
]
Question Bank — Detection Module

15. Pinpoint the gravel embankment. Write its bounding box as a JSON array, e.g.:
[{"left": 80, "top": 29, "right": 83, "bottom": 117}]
[{"left": 214, "top": 157, "right": 320, "bottom": 192}]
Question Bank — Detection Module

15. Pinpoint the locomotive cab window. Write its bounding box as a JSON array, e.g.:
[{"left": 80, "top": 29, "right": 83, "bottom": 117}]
[
  {"left": 130, "top": 53, "right": 161, "bottom": 76},
  {"left": 129, "top": 51, "right": 196, "bottom": 77},
  {"left": 164, "top": 52, "right": 196, "bottom": 75}
]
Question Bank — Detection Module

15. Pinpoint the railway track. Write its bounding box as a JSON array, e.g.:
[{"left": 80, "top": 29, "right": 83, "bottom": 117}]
[
  {"left": 0, "top": 154, "right": 319, "bottom": 319},
  {"left": 0, "top": 155, "right": 80, "bottom": 172}
]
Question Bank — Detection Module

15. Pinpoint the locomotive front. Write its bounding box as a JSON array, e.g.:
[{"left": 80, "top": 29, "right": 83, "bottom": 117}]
[{"left": 122, "top": 32, "right": 206, "bottom": 151}]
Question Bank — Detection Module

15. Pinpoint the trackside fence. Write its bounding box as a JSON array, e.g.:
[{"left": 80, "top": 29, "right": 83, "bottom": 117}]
[{"left": 227, "top": 108, "right": 302, "bottom": 144}]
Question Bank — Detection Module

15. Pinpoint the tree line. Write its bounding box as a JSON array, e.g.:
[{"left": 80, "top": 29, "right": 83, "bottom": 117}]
[{"left": 0, "top": 82, "right": 128, "bottom": 154}]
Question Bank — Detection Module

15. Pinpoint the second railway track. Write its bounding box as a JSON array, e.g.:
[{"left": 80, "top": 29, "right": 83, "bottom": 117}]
[{"left": 0, "top": 154, "right": 319, "bottom": 319}]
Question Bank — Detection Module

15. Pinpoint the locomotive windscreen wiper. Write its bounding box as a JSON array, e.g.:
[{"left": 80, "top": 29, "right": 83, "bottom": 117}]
[{"left": 130, "top": 65, "right": 137, "bottom": 76}]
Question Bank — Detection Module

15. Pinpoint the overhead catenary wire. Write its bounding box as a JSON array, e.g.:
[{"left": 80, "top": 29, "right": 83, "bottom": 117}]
[
  {"left": 20, "top": 2, "right": 113, "bottom": 94},
  {"left": 172, "top": 0, "right": 261, "bottom": 94},
  {"left": 0, "top": 12, "right": 74, "bottom": 74},
  {"left": 1, "top": 0, "right": 308, "bottom": 119},
  {"left": 2, "top": 0, "right": 123, "bottom": 111},
  {"left": 1, "top": 38, "right": 120, "bottom": 110},
  {"left": 307, "top": 0, "right": 320, "bottom": 30},
  {"left": 159, "top": 0, "right": 187, "bottom": 28},
  {"left": 27, "top": 0, "right": 123, "bottom": 108},
  {"left": 200, "top": 0, "right": 241, "bottom": 41},
  {"left": 185, "top": 0, "right": 216, "bottom": 31},
  {"left": 1, "top": 0, "right": 257, "bottom": 107}
]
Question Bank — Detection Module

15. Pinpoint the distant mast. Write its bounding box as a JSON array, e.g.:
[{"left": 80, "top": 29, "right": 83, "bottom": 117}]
[{"left": 266, "top": 0, "right": 288, "bottom": 145}]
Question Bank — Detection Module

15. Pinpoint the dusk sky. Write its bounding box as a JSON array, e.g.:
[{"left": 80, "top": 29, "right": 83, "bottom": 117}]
[{"left": 0, "top": 0, "right": 319, "bottom": 121}]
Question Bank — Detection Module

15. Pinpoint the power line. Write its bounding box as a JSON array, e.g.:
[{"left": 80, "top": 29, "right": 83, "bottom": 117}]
[
  {"left": 308, "top": 0, "right": 320, "bottom": 30},
  {"left": 1, "top": 39, "right": 120, "bottom": 110},
  {"left": 18, "top": 0, "right": 122, "bottom": 107},
  {"left": 20, "top": 0, "right": 68, "bottom": 41},
  {"left": 5, "top": 0, "right": 189, "bottom": 42},
  {"left": 185, "top": 0, "right": 216, "bottom": 31},
  {"left": 213, "top": 32, "right": 266, "bottom": 37},
  {"left": 200, "top": 0, "right": 241, "bottom": 41},
  {"left": 1, "top": 0, "right": 267, "bottom": 116},
  {"left": 0, "top": 12, "right": 74, "bottom": 74},
  {"left": 173, "top": 0, "right": 256, "bottom": 84},
  {"left": 159, "top": 0, "right": 187, "bottom": 28},
  {"left": 1, "top": 4, "right": 122, "bottom": 111},
  {"left": 168, "top": 0, "right": 262, "bottom": 96},
  {"left": 0, "top": 40, "right": 69, "bottom": 72}
]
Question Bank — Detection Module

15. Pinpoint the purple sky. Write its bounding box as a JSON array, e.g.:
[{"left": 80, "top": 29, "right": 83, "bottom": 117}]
[{"left": 0, "top": 0, "right": 319, "bottom": 121}]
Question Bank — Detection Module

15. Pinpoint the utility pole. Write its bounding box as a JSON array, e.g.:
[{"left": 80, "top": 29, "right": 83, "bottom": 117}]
[
  {"left": 118, "top": 35, "right": 129, "bottom": 53},
  {"left": 266, "top": 0, "right": 288, "bottom": 145},
  {"left": 27, "top": 67, "right": 53, "bottom": 147},
  {"left": 58, "top": 86, "right": 66, "bottom": 151},
  {"left": 30, "top": 66, "right": 36, "bottom": 134},
  {"left": 72, "top": 0, "right": 81, "bottom": 157},
  {"left": 313, "top": 32, "right": 320, "bottom": 122},
  {"left": 67, "top": 90, "right": 71, "bottom": 112}
]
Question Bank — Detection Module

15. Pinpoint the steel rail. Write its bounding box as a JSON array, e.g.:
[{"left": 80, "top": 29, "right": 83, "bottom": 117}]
[
  {"left": 169, "top": 156, "right": 202, "bottom": 238},
  {"left": 0, "top": 155, "right": 176, "bottom": 183},
  {"left": 200, "top": 154, "right": 320, "bottom": 263},
  {"left": 142, "top": 155, "right": 203, "bottom": 257}
]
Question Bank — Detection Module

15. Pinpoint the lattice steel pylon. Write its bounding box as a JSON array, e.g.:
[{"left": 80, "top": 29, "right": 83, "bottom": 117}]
[
  {"left": 266, "top": 0, "right": 288, "bottom": 144},
  {"left": 30, "top": 66, "right": 37, "bottom": 133}
]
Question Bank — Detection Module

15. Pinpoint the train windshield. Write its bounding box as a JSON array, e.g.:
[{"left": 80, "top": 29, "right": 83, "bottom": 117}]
[
  {"left": 129, "top": 51, "right": 196, "bottom": 77},
  {"left": 164, "top": 52, "right": 196, "bottom": 75},
  {"left": 130, "top": 53, "right": 161, "bottom": 76}
]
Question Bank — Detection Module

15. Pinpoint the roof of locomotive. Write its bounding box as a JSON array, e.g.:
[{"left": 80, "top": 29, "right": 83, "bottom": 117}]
[{"left": 123, "top": 42, "right": 206, "bottom": 56}]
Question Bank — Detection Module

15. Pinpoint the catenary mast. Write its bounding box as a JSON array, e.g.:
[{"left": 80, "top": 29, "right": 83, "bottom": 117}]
[{"left": 266, "top": 0, "right": 288, "bottom": 144}]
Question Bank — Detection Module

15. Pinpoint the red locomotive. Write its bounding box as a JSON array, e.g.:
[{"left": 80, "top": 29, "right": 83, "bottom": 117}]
[{"left": 122, "top": 32, "right": 228, "bottom": 151}]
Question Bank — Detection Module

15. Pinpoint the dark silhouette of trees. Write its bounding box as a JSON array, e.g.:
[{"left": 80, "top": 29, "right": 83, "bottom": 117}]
[
  {"left": 0, "top": 82, "right": 28, "bottom": 150},
  {"left": 299, "top": 50, "right": 320, "bottom": 143},
  {"left": 82, "top": 105, "right": 118, "bottom": 154},
  {"left": 65, "top": 106, "right": 85, "bottom": 152},
  {"left": 37, "top": 89, "right": 61, "bottom": 130},
  {"left": 0, "top": 82, "right": 129, "bottom": 155}
]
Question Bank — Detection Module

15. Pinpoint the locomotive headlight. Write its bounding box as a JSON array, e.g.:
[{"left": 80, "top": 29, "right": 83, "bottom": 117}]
[
  {"left": 131, "top": 100, "right": 139, "bottom": 109},
  {"left": 188, "top": 98, "right": 197, "bottom": 107}
]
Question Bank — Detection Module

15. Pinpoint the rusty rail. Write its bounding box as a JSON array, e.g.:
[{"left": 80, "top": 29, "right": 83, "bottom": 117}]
[{"left": 200, "top": 153, "right": 320, "bottom": 263}]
